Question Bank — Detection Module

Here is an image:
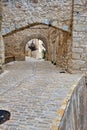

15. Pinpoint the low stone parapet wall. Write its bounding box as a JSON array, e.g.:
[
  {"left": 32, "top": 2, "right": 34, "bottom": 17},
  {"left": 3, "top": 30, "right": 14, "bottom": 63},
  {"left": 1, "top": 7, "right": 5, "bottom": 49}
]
[{"left": 51, "top": 75, "right": 87, "bottom": 130}]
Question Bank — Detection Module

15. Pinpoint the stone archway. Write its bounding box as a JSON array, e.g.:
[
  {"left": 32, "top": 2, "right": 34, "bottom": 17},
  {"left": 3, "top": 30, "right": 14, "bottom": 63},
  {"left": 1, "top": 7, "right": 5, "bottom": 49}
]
[{"left": 19, "top": 33, "right": 48, "bottom": 60}]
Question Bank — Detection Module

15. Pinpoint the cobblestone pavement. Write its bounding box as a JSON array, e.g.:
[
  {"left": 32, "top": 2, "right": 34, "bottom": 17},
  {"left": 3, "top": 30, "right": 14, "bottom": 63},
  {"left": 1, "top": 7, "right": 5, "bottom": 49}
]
[{"left": 0, "top": 58, "right": 81, "bottom": 130}]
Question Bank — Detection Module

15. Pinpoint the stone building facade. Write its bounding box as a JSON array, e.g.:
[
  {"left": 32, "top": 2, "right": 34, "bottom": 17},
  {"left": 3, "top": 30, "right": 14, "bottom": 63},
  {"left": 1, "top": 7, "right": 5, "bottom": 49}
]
[{"left": 0, "top": 0, "right": 87, "bottom": 74}]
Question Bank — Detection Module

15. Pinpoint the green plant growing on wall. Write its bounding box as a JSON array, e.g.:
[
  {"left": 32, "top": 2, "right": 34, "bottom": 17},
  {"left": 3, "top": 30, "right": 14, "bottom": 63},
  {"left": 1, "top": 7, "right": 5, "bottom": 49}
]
[{"left": 42, "top": 49, "right": 46, "bottom": 59}]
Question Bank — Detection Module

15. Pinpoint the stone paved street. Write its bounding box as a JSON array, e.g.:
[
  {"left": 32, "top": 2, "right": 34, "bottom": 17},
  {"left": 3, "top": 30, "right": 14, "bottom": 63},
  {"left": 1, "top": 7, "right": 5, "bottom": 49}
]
[{"left": 0, "top": 58, "right": 81, "bottom": 130}]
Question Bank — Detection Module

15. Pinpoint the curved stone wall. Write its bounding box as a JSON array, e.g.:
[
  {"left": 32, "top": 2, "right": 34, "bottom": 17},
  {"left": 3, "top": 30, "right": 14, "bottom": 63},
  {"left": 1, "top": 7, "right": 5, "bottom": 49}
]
[{"left": 51, "top": 76, "right": 87, "bottom": 130}]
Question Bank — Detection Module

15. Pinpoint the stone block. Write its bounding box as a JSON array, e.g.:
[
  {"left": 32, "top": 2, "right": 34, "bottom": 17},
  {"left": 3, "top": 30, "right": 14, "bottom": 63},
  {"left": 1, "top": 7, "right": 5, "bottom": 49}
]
[
  {"left": 71, "top": 60, "right": 85, "bottom": 69},
  {"left": 72, "top": 42, "right": 80, "bottom": 47},
  {"left": 72, "top": 48, "right": 83, "bottom": 53},
  {"left": 72, "top": 53, "right": 81, "bottom": 59},
  {"left": 73, "top": 24, "right": 87, "bottom": 32}
]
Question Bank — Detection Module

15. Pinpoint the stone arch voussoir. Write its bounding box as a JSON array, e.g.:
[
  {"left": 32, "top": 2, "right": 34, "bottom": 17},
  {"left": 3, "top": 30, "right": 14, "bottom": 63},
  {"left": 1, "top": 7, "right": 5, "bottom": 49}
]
[{"left": 22, "top": 34, "right": 48, "bottom": 48}]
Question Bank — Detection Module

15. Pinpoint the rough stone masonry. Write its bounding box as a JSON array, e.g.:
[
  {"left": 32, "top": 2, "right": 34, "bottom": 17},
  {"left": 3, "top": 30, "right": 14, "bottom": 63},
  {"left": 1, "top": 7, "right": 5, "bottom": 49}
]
[
  {"left": 0, "top": 0, "right": 4, "bottom": 73},
  {"left": 1, "top": 0, "right": 87, "bottom": 74}
]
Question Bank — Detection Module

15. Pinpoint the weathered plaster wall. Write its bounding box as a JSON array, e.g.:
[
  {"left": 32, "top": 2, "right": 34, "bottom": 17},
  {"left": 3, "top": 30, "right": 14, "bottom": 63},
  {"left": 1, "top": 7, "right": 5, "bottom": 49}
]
[
  {"left": 51, "top": 76, "right": 87, "bottom": 130},
  {"left": 70, "top": 1, "right": 87, "bottom": 74},
  {"left": 2, "top": 0, "right": 72, "bottom": 35}
]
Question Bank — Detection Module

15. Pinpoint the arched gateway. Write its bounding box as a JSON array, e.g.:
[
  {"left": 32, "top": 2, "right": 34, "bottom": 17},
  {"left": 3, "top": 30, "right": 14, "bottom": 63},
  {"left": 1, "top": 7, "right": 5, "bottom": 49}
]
[{"left": 19, "top": 33, "right": 48, "bottom": 60}]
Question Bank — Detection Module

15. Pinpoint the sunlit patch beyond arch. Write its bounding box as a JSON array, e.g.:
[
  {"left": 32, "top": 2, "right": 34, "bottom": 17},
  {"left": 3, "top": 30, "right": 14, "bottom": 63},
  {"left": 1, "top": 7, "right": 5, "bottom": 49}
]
[{"left": 25, "top": 38, "right": 46, "bottom": 60}]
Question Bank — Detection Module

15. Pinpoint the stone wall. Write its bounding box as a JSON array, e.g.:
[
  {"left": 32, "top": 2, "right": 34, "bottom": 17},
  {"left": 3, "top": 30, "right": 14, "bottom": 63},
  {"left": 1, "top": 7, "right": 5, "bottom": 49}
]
[
  {"left": 1, "top": 0, "right": 87, "bottom": 73},
  {"left": 2, "top": 0, "right": 72, "bottom": 35},
  {"left": 0, "top": 0, "right": 2, "bottom": 30},
  {"left": 48, "top": 27, "right": 71, "bottom": 70},
  {"left": 70, "top": 1, "right": 87, "bottom": 74},
  {"left": 55, "top": 76, "right": 87, "bottom": 130},
  {"left": 0, "top": 0, "right": 4, "bottom": 73},
  {"left": 59, "top": 76, "right": 87, "bottom": 130},
  {"left": 0, "top": 0, "right": 2, "bottom": 69},
  {"left": 0, "top": 35, "right": 4, "bottom": 64}
]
